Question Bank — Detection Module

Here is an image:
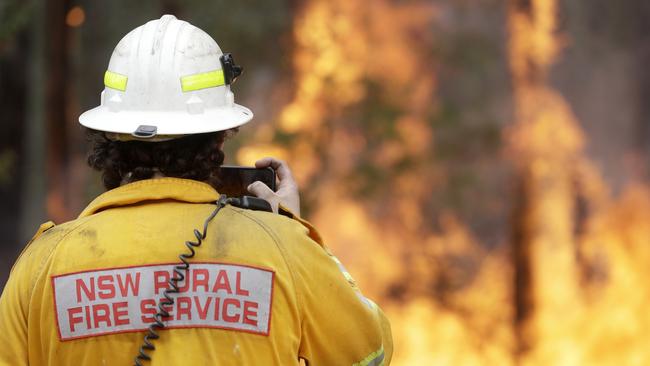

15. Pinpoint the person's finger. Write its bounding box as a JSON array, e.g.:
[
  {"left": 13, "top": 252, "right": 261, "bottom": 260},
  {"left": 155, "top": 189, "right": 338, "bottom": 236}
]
[
  {"left": 255, "top": 157, "right": 294, "bottom": 182},
  {"left": 247, "top": 181, "right": 276, "bottom": 200},
  {"left": 254, "top": 157, "right": 273, "bottom": 168}
]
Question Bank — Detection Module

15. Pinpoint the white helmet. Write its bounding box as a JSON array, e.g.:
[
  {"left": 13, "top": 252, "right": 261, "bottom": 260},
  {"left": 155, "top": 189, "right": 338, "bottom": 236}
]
[{"left": 79, "top": 15, "right": 253, "bottom": 140}]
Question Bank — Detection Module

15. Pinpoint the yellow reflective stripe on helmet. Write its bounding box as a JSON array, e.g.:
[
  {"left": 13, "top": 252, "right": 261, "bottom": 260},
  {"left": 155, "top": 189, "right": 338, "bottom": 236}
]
[
  {"left": 353, "top": 345, "right": 385, "bottom": 366},
  {"left": 180, "top": 70, "right": 225, "bottom": 92},
  {"left": 104, "top": 70, "right": 128, "bottom": 91}
]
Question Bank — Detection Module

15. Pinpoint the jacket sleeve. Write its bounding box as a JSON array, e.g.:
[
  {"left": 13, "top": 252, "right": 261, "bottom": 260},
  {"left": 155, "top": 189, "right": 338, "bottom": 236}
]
[
  {"left": 278, "top": 213, "right": 393, "bottom": 365},
  {"left": 0, "top": 265, "right": 29, "bottom": 366},
  {"left": 0, "top": 222, "right": 56, "bottom": 366}
]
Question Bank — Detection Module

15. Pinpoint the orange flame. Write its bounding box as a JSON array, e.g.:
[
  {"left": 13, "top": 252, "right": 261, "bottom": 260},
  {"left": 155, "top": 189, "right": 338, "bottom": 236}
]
[
  {"left": 509, "top": 0, "right": 650, "bottom": 364},
  {"left": 235, "top": 0, "right": 650, "bottom": 363},
  {"left": 508, "top": 0, "right": 585, "bottom": 361}
]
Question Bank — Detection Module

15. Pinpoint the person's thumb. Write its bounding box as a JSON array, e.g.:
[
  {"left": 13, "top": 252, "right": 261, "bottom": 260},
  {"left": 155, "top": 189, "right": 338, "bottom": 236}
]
[{"left": 247, "top": 181, "right": 275, "bottom": 200}]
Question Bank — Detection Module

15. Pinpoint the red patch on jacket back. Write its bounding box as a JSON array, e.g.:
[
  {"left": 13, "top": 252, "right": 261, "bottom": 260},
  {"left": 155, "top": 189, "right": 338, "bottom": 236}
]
[{"left": 51, "top": 263, "right": 274, "bottom": 341}]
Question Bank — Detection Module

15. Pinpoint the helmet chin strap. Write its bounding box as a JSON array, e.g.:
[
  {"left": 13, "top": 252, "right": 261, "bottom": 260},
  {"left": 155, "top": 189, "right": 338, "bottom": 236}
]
[
  {"left": 104, "top": 124, "right": 178, "bottom": 142},
  {"left": 105, "top": 131, "right": 183, "bottom": 142}
]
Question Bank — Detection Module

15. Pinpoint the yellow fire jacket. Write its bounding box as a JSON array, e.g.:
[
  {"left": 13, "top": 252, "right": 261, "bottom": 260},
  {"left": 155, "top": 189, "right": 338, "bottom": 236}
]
[{"left": 0, "top": 178, "right": 392, "bottom": 365}]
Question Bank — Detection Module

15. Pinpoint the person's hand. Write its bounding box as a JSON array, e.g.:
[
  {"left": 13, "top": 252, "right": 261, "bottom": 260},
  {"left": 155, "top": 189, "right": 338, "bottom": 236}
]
[{"left": 247, "top": 157, "right": 301, "bottom": 216}]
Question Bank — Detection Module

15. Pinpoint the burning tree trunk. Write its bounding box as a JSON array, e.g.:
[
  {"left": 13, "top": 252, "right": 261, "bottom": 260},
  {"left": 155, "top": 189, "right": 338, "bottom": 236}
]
[{"left": 507, "top": 0, "right": 587, "bottom": 364}]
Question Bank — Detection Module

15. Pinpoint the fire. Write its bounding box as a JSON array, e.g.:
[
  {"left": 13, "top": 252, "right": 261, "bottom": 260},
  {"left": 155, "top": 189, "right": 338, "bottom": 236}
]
[
  {"left": 509, "top": 0, "right": 650, "bottom": 364},
  {"left": 507, "top": 0, "right": 586, "bottom": 361},
  {"left": 578, "top": 185, "right": 650, "bottom": 365},
  {"left": 236, "top": 0, "right": 650, "bottom": 364}
]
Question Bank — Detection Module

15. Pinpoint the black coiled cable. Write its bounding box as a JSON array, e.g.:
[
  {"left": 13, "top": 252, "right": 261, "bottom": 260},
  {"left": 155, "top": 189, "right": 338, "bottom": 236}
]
[{"left": 134, "top": 195, "right": 228, "bottom": 366}]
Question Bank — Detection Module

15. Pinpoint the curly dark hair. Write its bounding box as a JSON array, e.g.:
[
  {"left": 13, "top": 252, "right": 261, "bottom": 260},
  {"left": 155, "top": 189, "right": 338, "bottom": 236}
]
[{"left": 86, "top": 128, "right": 236, "bottom": 190}]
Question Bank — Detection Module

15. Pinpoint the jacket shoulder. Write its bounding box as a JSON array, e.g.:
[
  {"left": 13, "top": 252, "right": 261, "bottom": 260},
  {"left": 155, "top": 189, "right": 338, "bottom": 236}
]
[
  {"left": 227, "top": 207, "right": 321, "bottom": 248},
  {"left": 12, "top": 218, "right": 90, "bottom": 275}
]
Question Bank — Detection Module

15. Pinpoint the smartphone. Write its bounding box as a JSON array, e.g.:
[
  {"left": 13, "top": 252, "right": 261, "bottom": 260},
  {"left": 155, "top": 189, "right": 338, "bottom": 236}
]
[{"left": 216, "top": 166, "right": 276, "bottom": 197}]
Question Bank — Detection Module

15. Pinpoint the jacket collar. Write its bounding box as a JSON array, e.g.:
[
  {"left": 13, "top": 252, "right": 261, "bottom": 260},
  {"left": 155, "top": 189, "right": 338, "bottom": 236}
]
[{"left": 79, "top": 178, "right": 220, "bottom": 218}]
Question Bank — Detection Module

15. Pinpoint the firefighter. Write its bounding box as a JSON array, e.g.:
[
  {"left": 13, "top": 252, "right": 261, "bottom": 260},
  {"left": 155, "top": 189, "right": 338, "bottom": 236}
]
[{"left": 0, "top": 15, "right": 392, "bottom": 365}]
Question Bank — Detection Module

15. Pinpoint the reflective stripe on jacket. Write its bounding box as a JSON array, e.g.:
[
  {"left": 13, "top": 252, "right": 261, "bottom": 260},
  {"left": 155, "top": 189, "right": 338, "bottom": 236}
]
[{"left": 0, "top": 178, "right": 392, "bottom": 365}]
